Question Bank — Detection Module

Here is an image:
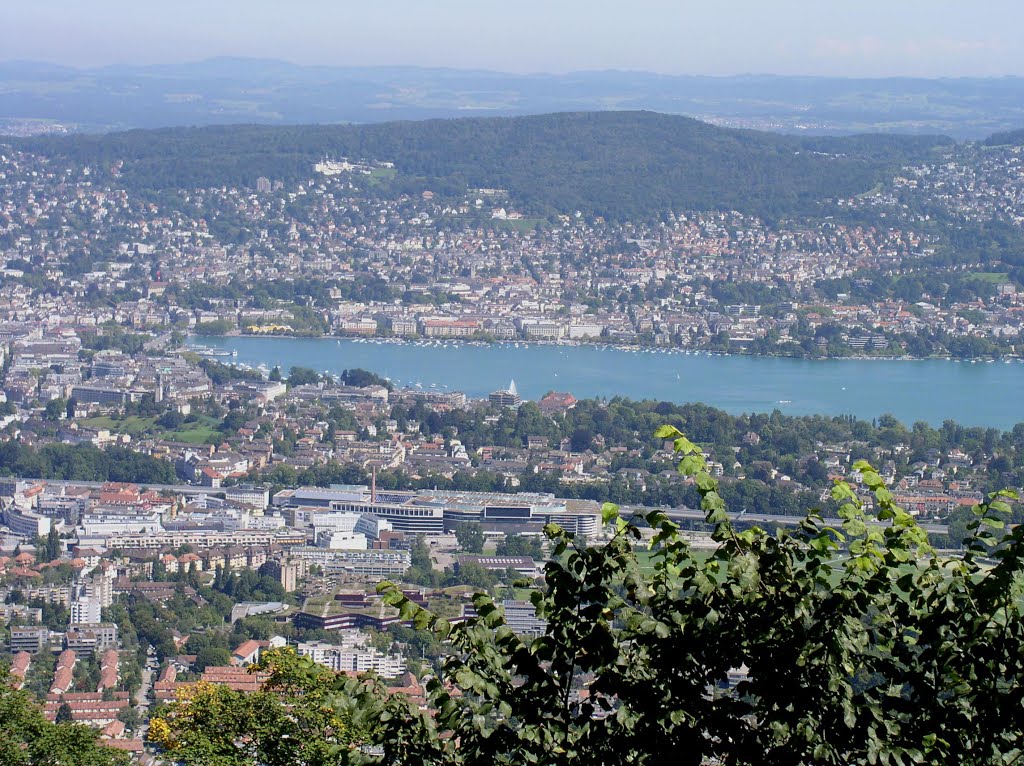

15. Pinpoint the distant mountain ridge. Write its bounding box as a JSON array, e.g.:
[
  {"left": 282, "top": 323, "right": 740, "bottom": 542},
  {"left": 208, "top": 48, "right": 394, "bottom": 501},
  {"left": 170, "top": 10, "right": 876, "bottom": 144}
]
[
  {"left": 12, "top": 110, "right": 954, "bottom": 220},
  {"left": 2, "top": 57, "right": 1024, "bottom": 138}
]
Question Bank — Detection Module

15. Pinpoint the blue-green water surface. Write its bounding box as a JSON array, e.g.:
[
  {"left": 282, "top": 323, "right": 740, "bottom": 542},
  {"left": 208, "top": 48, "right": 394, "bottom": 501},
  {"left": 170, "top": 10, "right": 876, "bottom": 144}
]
[{"left": 192, "top": 336, "right": 1024, "bottom": 430}]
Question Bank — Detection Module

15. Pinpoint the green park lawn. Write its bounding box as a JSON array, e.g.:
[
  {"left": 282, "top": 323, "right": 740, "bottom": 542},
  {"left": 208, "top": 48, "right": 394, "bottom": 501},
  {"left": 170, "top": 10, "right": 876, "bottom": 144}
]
[
  {"left": 493, "top": 217, "right": 546, "bottom": 232},
  {"left": 968, "top": 271, "right": 1010, "bottom": 284},
  {"left": 367, "top": 167, "right": 398, "bottom": 184},
  {"left": 78, "top": 414, "right": 222, "bottom": 445}
]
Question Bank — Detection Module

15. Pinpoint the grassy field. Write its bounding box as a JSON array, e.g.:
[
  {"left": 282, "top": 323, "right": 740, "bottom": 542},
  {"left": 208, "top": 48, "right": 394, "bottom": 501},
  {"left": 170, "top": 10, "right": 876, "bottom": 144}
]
[
  {"left": 968, "top": 271, "right": 1010, "bottom": 284},
  {"left": 79, "top": 414, "right": 221, "bottom": 444},
  {"left": 855, "top": 182, "right": 885, "bottom": 199},
  {"left": 79, "top": 415, "right": 154, "bottom": 435},
  {"left": 633, "top": 547, "right": 717, "bottom": 574},
  {"left": 493, "top": 217, "right": 546, "bottom": 232},
  {"left": 367, "top": 166, "right": 398, "bottom": 184},
  {"left": 170, "top": 422, "right": 222, "bottom": 444}
]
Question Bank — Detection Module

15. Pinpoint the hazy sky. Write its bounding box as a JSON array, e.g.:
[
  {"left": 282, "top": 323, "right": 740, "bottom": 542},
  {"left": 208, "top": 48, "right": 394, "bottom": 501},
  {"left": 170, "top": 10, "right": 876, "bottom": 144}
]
[{"left": 4, "top": 0, "right": 1021, "bottom": 77}]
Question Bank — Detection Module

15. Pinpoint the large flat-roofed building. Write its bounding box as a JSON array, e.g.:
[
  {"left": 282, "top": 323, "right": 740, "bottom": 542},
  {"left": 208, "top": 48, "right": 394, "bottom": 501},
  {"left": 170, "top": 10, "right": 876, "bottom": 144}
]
[
  {"left": 79, "top": 510, "right": 164, "bottom": 544},
  {"left": 296, "top": 639, "right": 406, "bottom": 677},
  {"left": 2, "top": 505, "right": 51, "bottom": 538},
  {"left": 521, "top": 321, "right": 563, "bottom": 340},
  {"left": 455, "top": 555, "right": 540, "bottom": 578},
  {"left": 36, "top": 495, "right": 86, "bottom": 524},
  {"left": 225, "top": 485, "right": 271, "bottom": 511},
  {"left": 501, "top": 600, "right": 547, "bottom": 636},
  {"left": 432, "top": 490, "right": 601, "bottom": 538},
  {"left": 419, "top": 318, "right": 481, "bottom": 338},
  {"left": 102, "top": 528, "right": 306, "bottom": 550},
  {"left": 395, "top": 388, "right": 467, "bottom": 408},
  {"left": 310, "top": 511, "right": 393, "bottom": 548},
  {"left": 65, "top": 623, "right": 118, "bottom": 657},
  {"left": 461, "top": 599, "right": 547, "bottom": 636},
  {"left": 70, "top": 385, "right": 141, "bottom": 405},
  {"left": 70, "top": 598, "right": 103, "bottom": 625},
  {"left": 289, "top": 384, "right": 389, "bottom": 405},
  {"left": 10, "top": 627, "right": 51, "bottom": 654},
  {"left": 293, "top": 593, "right": 406, "bottom": 631},
  {"left": 273, "top": 486, "right": 445, "bottom": 535},
  {"left": 273, "top": 486, "right": 600, "bottom": 539},
  {"left": 488, "top": 380, "right": 522, "bottom": 408},
  {"left": 294, "top": 610, "right": 401, "bottom": 632},
  {"left": 286, "top": 546, "right": 411, "bottom": 578}
]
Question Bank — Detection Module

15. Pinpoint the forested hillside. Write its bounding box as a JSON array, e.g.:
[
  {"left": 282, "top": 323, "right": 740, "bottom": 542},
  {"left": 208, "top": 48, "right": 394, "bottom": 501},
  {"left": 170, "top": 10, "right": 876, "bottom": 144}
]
[
  {"left": 984, "top": 127, "right": 1024, "bottom": 146},
  {"left": 14, "top": 111, "right": 952, "bottom": 220}
]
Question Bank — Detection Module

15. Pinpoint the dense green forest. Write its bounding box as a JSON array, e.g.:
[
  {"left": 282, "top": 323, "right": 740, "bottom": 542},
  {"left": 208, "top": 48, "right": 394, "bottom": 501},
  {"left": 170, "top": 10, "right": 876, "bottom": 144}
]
[
  {"left": 14, "top": 112, "right": 952, "bottom": 221},
  {"left": 0, "top": 442, "right": 176, "bottom": 484}
]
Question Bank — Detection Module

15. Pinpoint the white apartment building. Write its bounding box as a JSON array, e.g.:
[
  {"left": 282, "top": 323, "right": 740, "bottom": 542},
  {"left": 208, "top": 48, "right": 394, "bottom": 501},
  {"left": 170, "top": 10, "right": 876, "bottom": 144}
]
[
  {"left": 296, "top": 639, "right": 406, "bottom": 678},
  {"left": 70, "top": 597, "right": 103, "bottom": 625},
  {"left": 225, "top": 485, "right": 271, "bottom": 511}
]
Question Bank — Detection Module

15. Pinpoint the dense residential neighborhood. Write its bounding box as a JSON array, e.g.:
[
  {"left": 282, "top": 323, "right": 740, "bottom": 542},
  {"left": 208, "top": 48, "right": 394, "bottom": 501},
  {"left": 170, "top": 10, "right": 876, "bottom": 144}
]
[{"left": 2, "top": 138, "right": 1024, "bottom": 358}]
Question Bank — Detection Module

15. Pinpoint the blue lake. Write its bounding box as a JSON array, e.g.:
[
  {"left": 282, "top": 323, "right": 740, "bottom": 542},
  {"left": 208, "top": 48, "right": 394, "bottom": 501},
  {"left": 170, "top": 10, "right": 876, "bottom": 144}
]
[{"left": 191, "top": 336, "right": 1024, "bottom": 430}]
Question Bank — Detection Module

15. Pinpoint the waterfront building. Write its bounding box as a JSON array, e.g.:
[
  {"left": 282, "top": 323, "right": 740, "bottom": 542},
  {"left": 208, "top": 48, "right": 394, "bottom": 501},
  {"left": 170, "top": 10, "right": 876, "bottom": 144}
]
[{"left": 489, "top": 379, "right": 521, "bottom": 408}]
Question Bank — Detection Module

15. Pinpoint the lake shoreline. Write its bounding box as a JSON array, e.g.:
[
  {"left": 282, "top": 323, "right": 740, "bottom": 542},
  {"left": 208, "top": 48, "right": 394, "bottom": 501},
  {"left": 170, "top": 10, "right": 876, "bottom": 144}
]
[
  {"left": 189, "top": 332, "right": 1019, "bottom": 364},
  {"left": 187, "top": 335, "right": 1024, "bottom": 430}
]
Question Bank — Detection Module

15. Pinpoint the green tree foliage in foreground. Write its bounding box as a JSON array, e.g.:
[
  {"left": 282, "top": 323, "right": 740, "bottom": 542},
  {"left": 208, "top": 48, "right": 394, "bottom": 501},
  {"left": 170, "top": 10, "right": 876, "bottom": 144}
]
[
  {"left": 149, "top": 650, "right": 423, "bottom": 765},
  {"left": 153, "top": 425, "right": 1024, "bottom": 765},
  {"left": 0, "top": 671, "right": 129, "bottom": 766}
]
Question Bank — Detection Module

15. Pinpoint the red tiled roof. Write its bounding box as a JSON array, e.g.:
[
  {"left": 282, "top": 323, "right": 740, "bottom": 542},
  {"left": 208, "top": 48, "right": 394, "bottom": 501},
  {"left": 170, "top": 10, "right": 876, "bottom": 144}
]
[
  {"left": 199, "top": 666, "right": 271, "bottom": 692},
  {"left": 104, "top": 739, "right": 144, "bottom": 752},
  {"left": 10, "top": 652, "right": 31, "bottom": 676},
  {"left": 230, "top": 639, "right": 264, "bottom": 665}
]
